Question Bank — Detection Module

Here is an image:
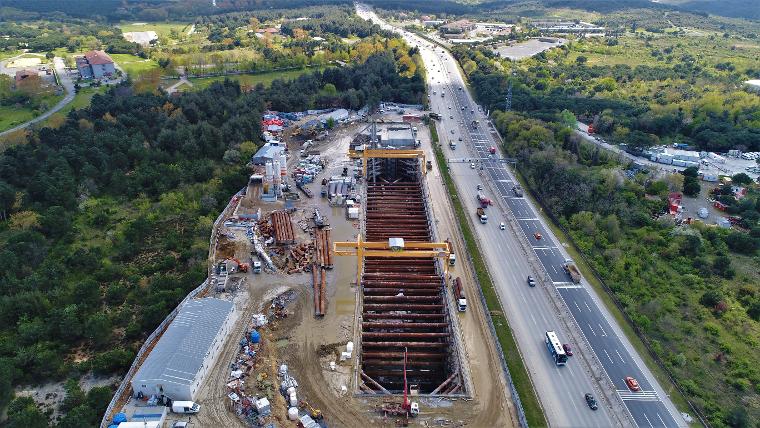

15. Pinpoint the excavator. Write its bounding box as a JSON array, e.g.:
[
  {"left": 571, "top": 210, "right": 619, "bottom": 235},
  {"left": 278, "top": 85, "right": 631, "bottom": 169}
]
[
  {"left": 298, "top": 400, "right": 323, "bottom": 420},
  {"left": 226, "top": 257, "right": 250, "bottom": 273}
]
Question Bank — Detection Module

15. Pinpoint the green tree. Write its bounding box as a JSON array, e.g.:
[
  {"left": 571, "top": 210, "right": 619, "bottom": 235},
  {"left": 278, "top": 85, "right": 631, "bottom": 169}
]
[
  {"left": 5, "top": 397, "right": 48, "bottom": 428},
  {"left": 683, "top": 176, "right": 701, "bottom": 197},
  {"left": 559, "top": 109, "right": 576, "bottom": 128},
  {"left": 731, "top": 173, "right": 752, "bottom": 185},
  {"left": 575, "top": 55, "right": 588, "bottom": 65}
]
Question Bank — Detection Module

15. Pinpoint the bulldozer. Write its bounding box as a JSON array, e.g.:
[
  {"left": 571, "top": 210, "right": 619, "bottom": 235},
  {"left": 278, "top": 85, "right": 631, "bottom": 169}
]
[{"left": 298, "top": 400, "right": 323, "bottom": 421}]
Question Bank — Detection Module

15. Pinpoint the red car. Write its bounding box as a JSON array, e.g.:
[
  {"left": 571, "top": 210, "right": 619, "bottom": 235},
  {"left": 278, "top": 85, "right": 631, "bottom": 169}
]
[
  {"left": 534, "top": 232, "right": 542, "bottom": 240},
  {"left": 625, "top": 376, "right": 641, "bottom": 392},
  {"left": 563, "top": 344, "right": 573, "bottom": 356}
]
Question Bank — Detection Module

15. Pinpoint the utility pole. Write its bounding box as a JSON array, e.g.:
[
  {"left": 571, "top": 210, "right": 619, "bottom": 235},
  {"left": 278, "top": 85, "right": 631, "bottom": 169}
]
[{"left": 505, "top": 80, "right": 513, "bottom": 111}]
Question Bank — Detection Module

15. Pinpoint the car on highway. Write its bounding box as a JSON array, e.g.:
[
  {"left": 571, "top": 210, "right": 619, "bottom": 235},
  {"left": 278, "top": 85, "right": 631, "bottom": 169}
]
[
  {"left": 477, "top": 184, "right": 482, "bottom": 190},
  {"left": 451, "top": 129, "right": 455, "bottom": 134},
  {"left": 563, "top": 343, "right": 573, "bottom": 356},
  {"left": 527, "top": 275, "right": 536, "bottom": 287},
  {"left": 458, "top": 137, "right": 462, "bottom": 141},
  {"left": 470, "top": 162, "right": 475, "bottom": 169},
  {"left": 625, "top": 376, "right": 641, "bottom": 392},
  {"left": 533, "top": 232, "right": 542, "bottom": 240},
  {"left": 450, "top": 115, "right": 453, "bottom": 119},
  {"left": 448, "top": 106, "right": 451, "bottom": 109},
  {"left": 500, "top": 222, "right": 505, "bottom": 230},
  {"left": 584, "top": 393, "right": 598, "bottom": 411}
]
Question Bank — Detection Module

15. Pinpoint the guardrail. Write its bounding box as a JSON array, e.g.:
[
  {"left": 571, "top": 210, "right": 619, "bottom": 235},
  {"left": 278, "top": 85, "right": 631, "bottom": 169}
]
[
  {"left": 430, "top": 140, "right": 531, "bottom": 428},
  {"left": 516, "top": 168, "right": 708, "bottom": 428}
]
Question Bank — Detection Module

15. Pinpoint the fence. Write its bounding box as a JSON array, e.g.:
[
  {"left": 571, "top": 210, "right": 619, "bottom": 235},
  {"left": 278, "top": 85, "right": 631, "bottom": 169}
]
[{"left": 515, "top": 163, "right": 709, "bottom": 428}]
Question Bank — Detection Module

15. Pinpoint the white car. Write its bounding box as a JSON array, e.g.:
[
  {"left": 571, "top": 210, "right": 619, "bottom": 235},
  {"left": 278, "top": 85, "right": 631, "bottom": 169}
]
[
  {"left": 477, "top": 184, "right": 482, "bottom": 190},
  {"left": 500, "top": 222, "right": 505, "bottom": 230},
  {"left": 470, "top": 162, "right": 475, "bottom": 169}
]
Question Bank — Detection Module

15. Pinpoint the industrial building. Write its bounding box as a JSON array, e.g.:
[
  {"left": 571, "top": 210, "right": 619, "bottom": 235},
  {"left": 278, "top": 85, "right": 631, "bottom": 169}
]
[
  {"left": 531, "top": 20, "right": 605, "bottom": 35},
  {"left": 131, "top": 298, "right": 235, "bottom": 402},
  {"left": 251, "top": 142, "right": 286, "bottom": 165},
  {"left": 356, "top": 122, "right": 416, "bottom": 149}
]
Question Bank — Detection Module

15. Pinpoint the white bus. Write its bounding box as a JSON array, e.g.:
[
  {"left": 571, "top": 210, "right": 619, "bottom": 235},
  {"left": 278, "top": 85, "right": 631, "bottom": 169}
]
[{"left": 545, "top": 331, "right": 568, "bottom": 366}]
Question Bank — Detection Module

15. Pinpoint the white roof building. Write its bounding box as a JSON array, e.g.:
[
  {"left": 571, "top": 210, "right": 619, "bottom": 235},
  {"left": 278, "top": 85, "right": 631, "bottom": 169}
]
[{"left": 131, "top": 298, "right": 235, "bottom": 401}]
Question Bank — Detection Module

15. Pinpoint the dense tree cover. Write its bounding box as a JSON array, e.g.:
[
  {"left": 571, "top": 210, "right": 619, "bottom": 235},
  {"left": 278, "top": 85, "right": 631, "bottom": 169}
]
[
  {"left": 0, "top": 0, "right": 215, "bottom": 22},
  {"left": 0, "top": 49, "right": 423, "bottom": 424},
  {"left": 0, "top": 17, "right": 140, "bottom": 54},
  {"left": 452, "top": 39, "right": 760, "bottom": 152},
  {"left": 483, "top": 89, "right": 760, "bottom": 428}
]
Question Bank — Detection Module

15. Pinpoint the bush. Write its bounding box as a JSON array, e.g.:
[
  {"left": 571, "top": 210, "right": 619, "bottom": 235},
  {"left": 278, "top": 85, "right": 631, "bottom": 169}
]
[
  {"left": 90, "top": 348, "right": 135, "bottom": 375},
  {"left": 700, "top": 289, "right": 724, "bottom": 308}
]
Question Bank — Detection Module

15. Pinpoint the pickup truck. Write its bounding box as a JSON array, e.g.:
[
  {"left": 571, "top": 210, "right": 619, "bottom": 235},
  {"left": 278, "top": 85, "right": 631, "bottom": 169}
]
[
  {"left": 476, "top": 207, "right": 488, "bottom": 224},
  {"left": 563, "top": 259, "right": 581, "bottom": 283}
]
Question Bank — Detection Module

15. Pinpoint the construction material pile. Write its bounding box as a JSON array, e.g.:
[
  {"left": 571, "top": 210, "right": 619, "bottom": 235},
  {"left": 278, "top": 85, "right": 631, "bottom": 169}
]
[
  {"left": 270, "top": 211, "right": 295, "bottom": 244},
  {"left": 312, "top": 227, "right": 333, "bottom": 317},
  {"left": 314, "top": 228, "right": 333, "bottom": 268},
  {"left": 293, "top": 155, "right": 324, "bottom": 184},
  {"left": 285, "top": 243, "right": 312, "bottom": 274}
]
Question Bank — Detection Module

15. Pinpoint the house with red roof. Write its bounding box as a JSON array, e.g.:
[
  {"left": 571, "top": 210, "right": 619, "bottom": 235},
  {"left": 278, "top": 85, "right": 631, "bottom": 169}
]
[{"left": 76, "top": 50, "right": 116, "bottom": 79}]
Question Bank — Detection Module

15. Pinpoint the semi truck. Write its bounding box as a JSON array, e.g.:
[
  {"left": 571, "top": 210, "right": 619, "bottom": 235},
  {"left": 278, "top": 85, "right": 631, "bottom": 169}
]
[
  {"left": 453, "top": 277, "right": 467, "bottom": 312},
  {"left": 563, "top": 259, "right": 581, "bottom": 283},
  {"left": 476, "top": 207, "right": 488, "bottom": 224}
]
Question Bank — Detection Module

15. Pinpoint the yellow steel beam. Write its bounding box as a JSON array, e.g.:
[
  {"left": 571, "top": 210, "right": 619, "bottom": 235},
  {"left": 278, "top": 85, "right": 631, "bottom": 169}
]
[{"left": 334, "top": 235, "right": 450, "bottom": 284}]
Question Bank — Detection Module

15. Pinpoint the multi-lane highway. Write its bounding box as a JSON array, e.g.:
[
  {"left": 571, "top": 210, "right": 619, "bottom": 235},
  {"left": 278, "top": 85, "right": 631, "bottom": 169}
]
[{"left": 357, "top": 5, "right": 687, "bottom": 428}]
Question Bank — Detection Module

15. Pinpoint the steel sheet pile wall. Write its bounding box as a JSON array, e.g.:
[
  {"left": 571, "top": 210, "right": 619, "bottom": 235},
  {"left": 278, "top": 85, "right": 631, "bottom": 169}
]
[{"left": 360, "top": 159, "right": 462, "bottom": 395}]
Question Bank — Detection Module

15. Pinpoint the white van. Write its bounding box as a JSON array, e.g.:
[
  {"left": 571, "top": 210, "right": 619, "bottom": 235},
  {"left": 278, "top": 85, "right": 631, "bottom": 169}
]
[{"left": 171, "top": 401, "right": 201, "bottom": 414}]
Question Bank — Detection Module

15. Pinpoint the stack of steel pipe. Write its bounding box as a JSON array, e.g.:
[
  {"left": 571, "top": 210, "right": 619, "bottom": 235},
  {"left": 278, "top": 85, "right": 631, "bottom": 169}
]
[
  {"left": 271, "top": 211, "right": 295, "bottom": 244},
  {"left": 359, "top": 159, "right": 457, "bottom": 394},
  {"left": 314, "top": 228, "right": 333, "bottom": 268}
]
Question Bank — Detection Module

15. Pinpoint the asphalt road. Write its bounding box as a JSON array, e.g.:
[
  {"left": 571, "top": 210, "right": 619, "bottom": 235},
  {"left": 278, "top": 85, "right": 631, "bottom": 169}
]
[
  {"left": 0, "top": 56, "right": 76, "bottom": 138},
  {"left": 357, "top": 5, "right": 687, "bottom": 428}
]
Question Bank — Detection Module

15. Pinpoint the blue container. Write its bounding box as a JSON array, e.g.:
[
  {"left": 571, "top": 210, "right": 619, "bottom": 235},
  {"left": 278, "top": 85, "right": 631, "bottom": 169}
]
[
  {"left": 250, "top": 330, "right": 261, "bottom": 344},
  {"left": 113, "top": 413, "right": 127, "bottom": 423}
]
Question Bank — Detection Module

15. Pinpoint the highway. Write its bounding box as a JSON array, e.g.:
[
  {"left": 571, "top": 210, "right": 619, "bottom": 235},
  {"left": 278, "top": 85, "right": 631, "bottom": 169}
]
[{"left": 357, "top": 5, "right": 687, "bottom": 428}]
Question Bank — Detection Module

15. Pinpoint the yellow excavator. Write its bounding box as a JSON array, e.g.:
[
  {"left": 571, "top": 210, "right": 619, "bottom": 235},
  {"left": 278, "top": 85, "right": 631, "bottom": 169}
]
[{"left": 299, "top": 400, "right": 323, "bottom": 421}]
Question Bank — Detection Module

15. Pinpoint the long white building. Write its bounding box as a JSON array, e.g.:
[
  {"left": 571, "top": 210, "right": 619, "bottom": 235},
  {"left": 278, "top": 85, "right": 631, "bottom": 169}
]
[{"left": 131, "top": 298, "right": 235, "bottom": 401}]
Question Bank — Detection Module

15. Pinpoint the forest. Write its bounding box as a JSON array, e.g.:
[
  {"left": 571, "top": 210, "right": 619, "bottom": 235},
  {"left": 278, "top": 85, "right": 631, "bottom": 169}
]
[
  {"left": 0, "top": 48, "right": 424, "bottom": 426},
  {"left": 0, "top": 19, "right": 140, "bottom": 54},
  {"left": 451, "top": 34, "right": 760, "bottom": 153},
  {"left": 457, "top": 28, "right": 760, "bottom": 428}
]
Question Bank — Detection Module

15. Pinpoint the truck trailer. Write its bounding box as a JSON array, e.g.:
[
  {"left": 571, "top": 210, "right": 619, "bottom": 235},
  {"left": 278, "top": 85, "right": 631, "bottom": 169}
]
[
  {"left": 453, "top": 277, "right": 467, "bottom": 312},
  {"left": 476, "top": 207, "right": 488, "bottom": 224},
  {"left": 563, "top": 259, "right": 581, "bottom": 283}
]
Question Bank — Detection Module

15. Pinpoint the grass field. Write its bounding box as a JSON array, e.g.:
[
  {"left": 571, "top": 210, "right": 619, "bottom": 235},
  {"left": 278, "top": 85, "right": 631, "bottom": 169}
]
[
  {"left": 0, "top": 50, "right": 21, "bottom": 61},
  {"left": 188, "top": 66, "right": 331, "bottom": 90},
  {"left": 0, "top": 92, "right": 63, "bottom": 133},
  {"left": 118, "top": 22, "right": 190, "bottom": 38},
  {"left": 40, "top": 86, "right": 108, "bottom": 128},
  {"left": 110, "top": 53, "right": 159, "bottom": 77}
]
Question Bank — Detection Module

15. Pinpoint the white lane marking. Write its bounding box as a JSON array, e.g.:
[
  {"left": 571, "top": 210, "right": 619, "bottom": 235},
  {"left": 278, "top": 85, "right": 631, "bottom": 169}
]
[
  {"left": 643, "top": 413, "right": 655, "bottom": 428},
  {"left": 555, "top": 284, "right": 584, "bottom": 289},
  {"left": 657, "top": 413, "right": 667, "bottom": 427},
  {"left": 603, "top": 349, "right": 614, "bottom": 364},
  {"left": 530, "top": 312, "right": 537, "bottom": 326},
  {"left": 584, "top": 301, "right": 592, "bottom": 312},
  {"left": 615, "top": 349, "right": 626, "bottom": 363},
  {"left": 588, "top": 323, "right": 596, "bottom": 336},
  {"left": 574, "top": 301, "right": 582, "bottom": 312},
  {"left": 616, "top": 390, "right": 660, "bottom": 401},
  {"left": 598, "top": 324, "right": 607, "bottom": 337}
]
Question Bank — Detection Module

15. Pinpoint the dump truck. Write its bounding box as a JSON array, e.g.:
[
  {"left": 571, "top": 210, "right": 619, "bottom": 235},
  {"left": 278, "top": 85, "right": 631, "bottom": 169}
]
[
  {"left": 512, "top": 185, "right": 523, "bottom": 197},
  {"left": 563, "top": 259, "right": 581, "bottom": 283},
  {"left": 477, "top": 192, "right": 492, "bottom": 207},
  {"left": 476, "top": 207, "right": 488, "bottom": 224},
  {"left": 453, "top": 277, "right": 467, "bottom": 312}
]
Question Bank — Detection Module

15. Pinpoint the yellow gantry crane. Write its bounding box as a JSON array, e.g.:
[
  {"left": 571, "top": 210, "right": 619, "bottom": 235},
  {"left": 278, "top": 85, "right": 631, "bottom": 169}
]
[
  {"left": 348, "top": 149, "right": 428, "bottom": 177},
  {"left": 334, "top": 236, "right": 451, "bottom": 285}
]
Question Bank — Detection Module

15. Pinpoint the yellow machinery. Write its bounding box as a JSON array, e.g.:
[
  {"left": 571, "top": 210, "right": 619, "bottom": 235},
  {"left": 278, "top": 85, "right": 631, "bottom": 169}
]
[
  {"left": 334, "top": 235, "right": 451, "bottom": 285},
  {"left": 348, "top": 149, "right": 427, "bottom": 177}
]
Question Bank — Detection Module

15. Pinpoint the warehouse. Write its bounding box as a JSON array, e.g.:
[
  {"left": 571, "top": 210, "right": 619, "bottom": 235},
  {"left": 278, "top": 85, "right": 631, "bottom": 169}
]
[{"left": 131, "top": 298, "right": 235, "bottom": 402}]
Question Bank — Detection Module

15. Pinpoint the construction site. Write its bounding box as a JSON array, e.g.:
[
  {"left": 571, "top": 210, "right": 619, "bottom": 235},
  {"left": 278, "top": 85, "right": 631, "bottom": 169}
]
[{"left": 105, "top": 108, "right": 515, "bottom": 428}]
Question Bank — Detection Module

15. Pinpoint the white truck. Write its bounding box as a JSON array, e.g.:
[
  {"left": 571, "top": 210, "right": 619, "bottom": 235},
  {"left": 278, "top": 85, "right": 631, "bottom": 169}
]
[
  {"left": 172, "top": 401, "right": 201, "bottom": 414},
  {"left": 453, "top": 277, "right": 467, "bottom": 312}
]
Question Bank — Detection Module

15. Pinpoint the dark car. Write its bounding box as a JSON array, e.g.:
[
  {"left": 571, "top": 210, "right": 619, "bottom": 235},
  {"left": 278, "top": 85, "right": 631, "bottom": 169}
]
[
  {"left": 527, "top": 275, "right": 536, "bottom": 287},
  {"left": 563, "top": 343, "right": 573, "bottom": 356},
  {"left": 585, "top": 393, "right": 598, "bottom": 410}
]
